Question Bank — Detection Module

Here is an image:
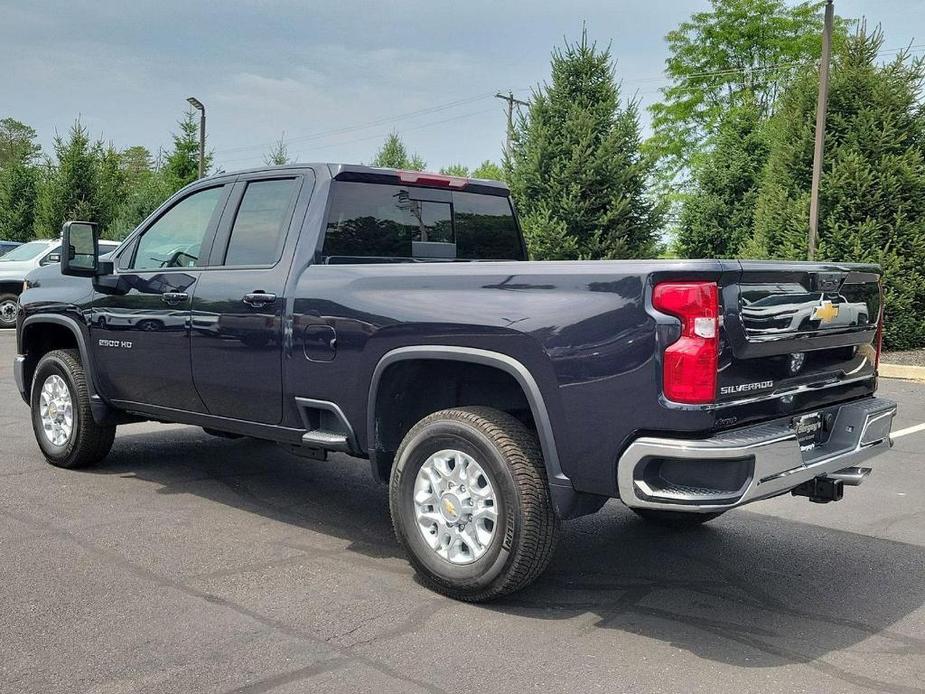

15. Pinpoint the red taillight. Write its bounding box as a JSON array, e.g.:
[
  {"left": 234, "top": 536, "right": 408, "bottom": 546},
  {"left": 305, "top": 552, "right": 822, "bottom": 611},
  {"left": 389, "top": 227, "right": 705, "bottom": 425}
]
[
  {"left": 396, "top": 171, "right": 468, "bottom": 189},
  {"left": 653, "top": 281, "right": 719, "bottom": 404}
]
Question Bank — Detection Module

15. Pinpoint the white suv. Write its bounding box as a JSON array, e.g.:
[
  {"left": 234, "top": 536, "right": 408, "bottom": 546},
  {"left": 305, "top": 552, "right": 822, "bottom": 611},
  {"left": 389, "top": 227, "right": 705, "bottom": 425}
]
[{"left": 0, "top": 238, "right": 120, "bottom": 328}]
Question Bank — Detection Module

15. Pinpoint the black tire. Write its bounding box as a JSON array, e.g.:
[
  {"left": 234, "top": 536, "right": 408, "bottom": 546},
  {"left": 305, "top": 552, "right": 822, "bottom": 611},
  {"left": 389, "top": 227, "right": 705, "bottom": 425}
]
[
  {"left": 0, "top": 292, "right": 19, "bottom": 329},
  {"left": 632, "top": 508, "right": 725, "bottom": 528},
  {"left": 390, "top": 407, "right": 559, "bottom": 602},
  {"left": 30, "top": 349, "right": 115, "bottom": 469}
]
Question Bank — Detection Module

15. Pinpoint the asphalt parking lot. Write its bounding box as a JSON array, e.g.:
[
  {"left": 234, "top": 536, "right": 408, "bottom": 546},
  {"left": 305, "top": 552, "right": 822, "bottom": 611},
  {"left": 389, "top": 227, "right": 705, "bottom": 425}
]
[{"left": 1, "top": 332, "right": 923, "bottom": 694}]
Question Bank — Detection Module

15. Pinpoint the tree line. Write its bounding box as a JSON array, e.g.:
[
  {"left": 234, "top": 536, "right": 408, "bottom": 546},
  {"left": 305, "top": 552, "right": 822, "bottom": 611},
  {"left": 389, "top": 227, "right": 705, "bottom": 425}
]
[
  {"left": 0, "top": 111, "right": 210, "bottom": 243},
  {"left": 1, "top": 0, "right": 923, "bottom": 348}
]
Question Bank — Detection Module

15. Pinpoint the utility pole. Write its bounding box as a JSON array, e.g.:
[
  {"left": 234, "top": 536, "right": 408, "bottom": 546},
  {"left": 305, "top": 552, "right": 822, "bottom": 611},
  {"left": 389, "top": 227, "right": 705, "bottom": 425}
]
[
  {"left": 495, "top": 91, "right": 529, "bottom": 154},
  {"left": 187, "top": 96, "right": 206, "bottom": 179},
  {"left": 808, "top": 0, "right": 834, "bottom": 260}
]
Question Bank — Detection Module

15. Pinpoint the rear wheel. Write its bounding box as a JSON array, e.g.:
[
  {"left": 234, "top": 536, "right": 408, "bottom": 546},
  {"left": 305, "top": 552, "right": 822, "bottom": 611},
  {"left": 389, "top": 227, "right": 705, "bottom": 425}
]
[
  {"left": 31, "top": 349, "right": 115, "bottom": 469},
  {"left": 0, "top": 292, "right": 19, "bottom": 329},
  {"left": 632, "top": 508, "right": 724, "bottom": 528},
  {"left": 390, "top": 407, "right": 559, "bottom": 602}
]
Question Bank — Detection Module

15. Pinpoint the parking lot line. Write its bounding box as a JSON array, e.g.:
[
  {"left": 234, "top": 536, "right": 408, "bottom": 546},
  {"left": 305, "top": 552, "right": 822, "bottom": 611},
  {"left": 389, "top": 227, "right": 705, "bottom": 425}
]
[{"left": 891, "top": 422, "right": 925, "bottom": 439}]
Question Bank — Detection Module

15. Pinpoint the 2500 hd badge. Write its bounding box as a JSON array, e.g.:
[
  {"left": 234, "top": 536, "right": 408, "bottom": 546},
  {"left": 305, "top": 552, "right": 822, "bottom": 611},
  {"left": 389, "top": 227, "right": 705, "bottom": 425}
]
[{"left": 98, "top": 339, "right": 132, "bottom": 349}]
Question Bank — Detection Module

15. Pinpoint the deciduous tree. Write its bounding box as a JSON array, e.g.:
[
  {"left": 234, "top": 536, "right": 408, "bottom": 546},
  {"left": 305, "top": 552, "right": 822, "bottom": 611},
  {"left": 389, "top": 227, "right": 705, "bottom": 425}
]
[{"left": 650, "top": 0, "right": 846, "bottom": 184}]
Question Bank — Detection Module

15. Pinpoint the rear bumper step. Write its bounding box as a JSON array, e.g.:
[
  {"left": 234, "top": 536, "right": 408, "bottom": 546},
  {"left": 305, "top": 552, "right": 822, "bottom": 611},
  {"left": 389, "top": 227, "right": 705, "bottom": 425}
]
[{"left": 617, "top": 396, "right": 896, "bottom": 513}]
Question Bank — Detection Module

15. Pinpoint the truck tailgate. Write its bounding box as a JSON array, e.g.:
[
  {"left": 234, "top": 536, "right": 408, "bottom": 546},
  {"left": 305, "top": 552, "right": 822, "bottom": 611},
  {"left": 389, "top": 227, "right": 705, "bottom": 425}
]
[{"left": 718, "top": 261, "right": 881, "bottom": 406}]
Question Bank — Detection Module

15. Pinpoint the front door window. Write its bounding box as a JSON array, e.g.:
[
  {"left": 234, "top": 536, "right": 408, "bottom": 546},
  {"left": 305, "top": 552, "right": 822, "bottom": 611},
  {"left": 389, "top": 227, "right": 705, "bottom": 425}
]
[{"left": 132, "top": 186, "right": 225, "bottom": 270}]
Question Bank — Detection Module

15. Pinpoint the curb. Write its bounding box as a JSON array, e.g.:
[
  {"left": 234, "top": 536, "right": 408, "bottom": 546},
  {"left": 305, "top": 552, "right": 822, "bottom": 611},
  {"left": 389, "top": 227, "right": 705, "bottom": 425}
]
[{"left": 879, "top": 363, "right": 925, "bottom": 382}]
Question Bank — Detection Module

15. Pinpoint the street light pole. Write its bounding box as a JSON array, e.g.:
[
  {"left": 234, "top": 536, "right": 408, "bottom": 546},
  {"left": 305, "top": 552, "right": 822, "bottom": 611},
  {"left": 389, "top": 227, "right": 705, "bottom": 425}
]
[
  {"left": 808, "top": 0, "right": 834, "bottom": 260},
  {"left": 186, "top": 96, "right": 206, "bottom": 179}
]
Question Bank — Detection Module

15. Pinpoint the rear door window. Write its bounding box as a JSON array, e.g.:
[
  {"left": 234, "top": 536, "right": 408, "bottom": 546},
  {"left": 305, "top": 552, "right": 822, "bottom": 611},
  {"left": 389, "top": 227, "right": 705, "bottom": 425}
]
[{"left": 223, "top": 178, "right": 299, "bottom": 266}]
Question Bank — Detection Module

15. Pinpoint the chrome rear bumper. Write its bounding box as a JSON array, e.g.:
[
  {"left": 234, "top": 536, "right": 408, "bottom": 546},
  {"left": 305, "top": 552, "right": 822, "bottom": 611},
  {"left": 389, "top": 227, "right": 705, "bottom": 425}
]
[{"left": 617, "top": 397, "right": 896, "bottom": 513}]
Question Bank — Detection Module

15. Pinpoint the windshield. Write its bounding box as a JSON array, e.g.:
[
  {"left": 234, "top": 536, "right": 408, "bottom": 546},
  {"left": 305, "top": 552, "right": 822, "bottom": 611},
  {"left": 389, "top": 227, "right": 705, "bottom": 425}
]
[{"left": 0, "top": 241, "right": 49, "bottom": 262}]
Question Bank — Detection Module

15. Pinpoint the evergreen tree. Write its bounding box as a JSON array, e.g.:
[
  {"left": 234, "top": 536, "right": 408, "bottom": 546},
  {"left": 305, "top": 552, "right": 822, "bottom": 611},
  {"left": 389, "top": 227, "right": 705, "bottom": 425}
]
[
  {"left": 0, "top": 159, "right": 39, "bottom": 242},
  {"left": 471, "top": 160, "right": 504, "bottom": 181},
  {"left": 95, "top": 143, "right": 126, "bottom": 232},
  {"left": 372, "top": 132, "right": 425, "bottom": 170},
  {"left": 0, "top": 116, "right": 41, "bottom": 241},
  {"left": 163, "top": 110, "right": 210, "bottom": 192},
  {"left": 121, "top": 146, "right": 155, "bottom": 180},
  {"left": 676, "top": 99, "right": 769, "bottom": 257},
  {"left": 35, "top": 120, "right": 101, "bottom": 236},
  {"left": 0, "top": 117, "right": 41, "bottom": 168},
  {"left": 264, "top": 134, "right": 291, "bottom": 166},
  {"left": 507, "top": 30, "right": 662, "bottom": 260},
  {"left": 439, "top": 163, "right": 469, "bottom": 177},
  {"left": 754, "top": 27, "right": 925, "bottom": 349}
]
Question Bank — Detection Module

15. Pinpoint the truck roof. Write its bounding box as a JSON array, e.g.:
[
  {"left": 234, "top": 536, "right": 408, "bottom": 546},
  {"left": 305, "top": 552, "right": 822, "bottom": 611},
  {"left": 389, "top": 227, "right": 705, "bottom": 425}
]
[{"left": 204, "top": 163, "right": 510, "bottom": 196}]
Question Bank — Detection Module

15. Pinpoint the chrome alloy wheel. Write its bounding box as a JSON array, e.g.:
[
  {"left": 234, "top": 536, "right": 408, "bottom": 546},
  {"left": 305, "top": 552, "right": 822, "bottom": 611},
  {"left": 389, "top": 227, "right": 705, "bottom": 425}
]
[
  {"left": 413, "top": 449, "right": 499, "bottom": 565},
  {"left": 39, "top": 375, "right": 73, "bottom": 446},
  {"left": 0, "top": 299, "right": 17, "bottom": 326}
]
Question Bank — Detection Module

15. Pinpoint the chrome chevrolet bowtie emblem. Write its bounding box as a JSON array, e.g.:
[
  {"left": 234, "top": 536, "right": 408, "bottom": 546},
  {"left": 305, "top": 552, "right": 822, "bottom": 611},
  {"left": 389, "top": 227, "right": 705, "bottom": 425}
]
[{"left": 811, "top": 299, "right": 839, "bottom": 323}]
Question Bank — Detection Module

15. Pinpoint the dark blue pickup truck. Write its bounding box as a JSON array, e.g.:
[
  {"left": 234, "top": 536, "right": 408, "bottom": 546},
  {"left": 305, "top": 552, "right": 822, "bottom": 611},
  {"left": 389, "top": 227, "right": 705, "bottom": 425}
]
[{"left": 14, "top": 164, "right": 897, "bottom": 601}]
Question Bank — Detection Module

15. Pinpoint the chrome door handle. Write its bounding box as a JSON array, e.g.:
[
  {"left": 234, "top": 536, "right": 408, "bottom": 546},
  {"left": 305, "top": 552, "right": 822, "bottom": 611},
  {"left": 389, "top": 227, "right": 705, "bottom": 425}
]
[
  {"left": 243, "top": 292, "right": 277, "bottom": 307},
  {"left": 161, "top": 292, "right": 188, "bottom": 305}
]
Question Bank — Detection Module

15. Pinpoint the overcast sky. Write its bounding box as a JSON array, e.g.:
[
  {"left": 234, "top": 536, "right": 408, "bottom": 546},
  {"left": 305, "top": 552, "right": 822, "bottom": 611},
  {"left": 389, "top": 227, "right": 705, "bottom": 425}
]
[{"left": 1, "top": 0, "right": 922, "bottom": 173}]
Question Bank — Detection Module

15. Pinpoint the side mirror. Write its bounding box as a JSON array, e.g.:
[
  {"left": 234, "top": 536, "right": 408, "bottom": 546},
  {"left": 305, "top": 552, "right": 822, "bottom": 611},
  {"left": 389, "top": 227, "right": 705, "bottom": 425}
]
[
  {"left": 42, "top": 252, "right": 61, "bottom": 266},
  {"left": 61, "top": 221, "right": 99, "bottom": 277}
]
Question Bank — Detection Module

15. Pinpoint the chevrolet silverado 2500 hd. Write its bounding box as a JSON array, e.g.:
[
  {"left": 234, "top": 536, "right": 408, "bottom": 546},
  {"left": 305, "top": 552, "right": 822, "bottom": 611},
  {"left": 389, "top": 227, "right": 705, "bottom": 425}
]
[{"left": 14, "top": 164, "right": 897, "bottom": 601}]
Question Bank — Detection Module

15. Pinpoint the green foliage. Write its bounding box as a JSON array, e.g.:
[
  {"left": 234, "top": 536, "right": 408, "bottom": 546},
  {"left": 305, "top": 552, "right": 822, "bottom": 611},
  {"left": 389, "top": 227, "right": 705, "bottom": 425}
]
[
  {"left": 163, "top": 110, "right": 211, "bottom": 191},
  {"left": 0, "top": 158, "right": 39, "bottom": 242},
  {"left": 439, "top": 163, "right": 469, "bottom": 176},
  {"left": 471, "top": 160, "right": 504, "bottom": 181},
  {"left": 0, "top": 117, "right": 41, "bottom": 241},
  {"left": 676, "top": 99, "right": 769, "bottom": 257},
  {"left": 372, "top": 131, "right": 425, "bottom": 170},
  {"left": 437, "top": 161, "right": 505, "bottom": 181},
  {"left": 264, "top": 134, "right": 291, "bottom": 166},
  {"left": 649, "top": 0, "right": 847, "bottom": 184},
  {"left": 507, "top": 29, "right": 662, "bottom": 260},
  {"left": 754, "top": 28, "right": 925, "bottom": 349},
  {"left": 106, "top": 147, "right": 170, "bottom": 240},
  {"left": 0, "top": 117, "right": 42, "bottom": 168},
  {"left": 35, "top": 120, "right": 102, "bottom": 237},
  {"left": 121, "top": 146, "right": 154, "bottom": 180}
]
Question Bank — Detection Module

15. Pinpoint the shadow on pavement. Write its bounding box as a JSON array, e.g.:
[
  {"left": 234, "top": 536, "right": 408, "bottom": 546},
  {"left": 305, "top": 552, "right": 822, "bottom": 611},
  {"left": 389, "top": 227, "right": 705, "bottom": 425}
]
[{"left": 94, "top": 426, "right": 925, "bottom": 685}]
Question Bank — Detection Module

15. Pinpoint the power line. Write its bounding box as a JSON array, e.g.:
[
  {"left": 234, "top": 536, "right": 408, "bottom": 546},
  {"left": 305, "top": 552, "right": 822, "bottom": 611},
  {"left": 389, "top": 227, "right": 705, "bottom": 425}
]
[
  {"left": 215, "top": 107, "right": 499, "bottom": 166},
  {"left": 213, "top": 92, "right": 496, "bottom": 156},
  {"left": 212, "top": 42, "right": 923, "bottom": 162}
]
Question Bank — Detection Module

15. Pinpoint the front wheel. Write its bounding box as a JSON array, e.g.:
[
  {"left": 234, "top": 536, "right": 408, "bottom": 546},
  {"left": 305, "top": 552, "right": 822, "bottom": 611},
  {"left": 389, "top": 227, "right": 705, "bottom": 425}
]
[
  {"left": 0, "top": 292, "right": 19, "bottom": 329},
  {"left": 390, "top": 407, "right": 559, "bottom": 602},
  {"left": 31, "top": 349, "right": 116, "bottom": 469}
]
